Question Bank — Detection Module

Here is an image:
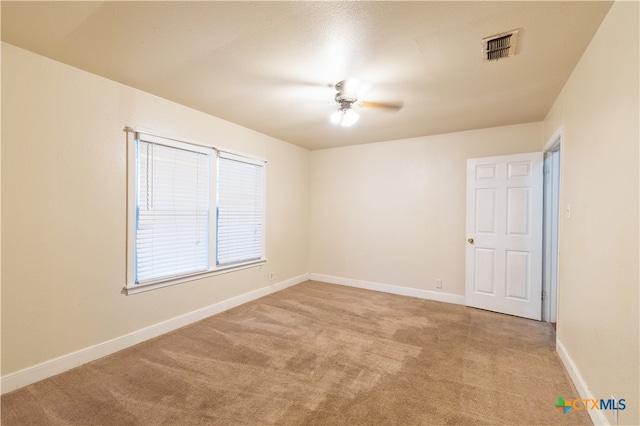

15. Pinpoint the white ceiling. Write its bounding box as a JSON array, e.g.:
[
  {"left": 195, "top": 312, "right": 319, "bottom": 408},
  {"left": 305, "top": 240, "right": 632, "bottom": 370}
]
[{"left": 2, "top": 1, "right": 612, "bottom": 150}]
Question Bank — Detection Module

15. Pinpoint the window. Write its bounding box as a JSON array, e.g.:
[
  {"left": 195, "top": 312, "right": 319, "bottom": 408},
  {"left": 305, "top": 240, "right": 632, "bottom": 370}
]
[
  {"left": 127, "top": 131, "right": 265, "bottom": 293},
  {"left": 216, "top": 153, "right": 265, "bottom": 267}
]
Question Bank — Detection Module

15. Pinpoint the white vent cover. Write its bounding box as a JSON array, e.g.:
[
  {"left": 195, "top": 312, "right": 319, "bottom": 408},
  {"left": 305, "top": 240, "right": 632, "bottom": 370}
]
[{"left": 483, "top": 29, "right": 519, "bottom": 61}]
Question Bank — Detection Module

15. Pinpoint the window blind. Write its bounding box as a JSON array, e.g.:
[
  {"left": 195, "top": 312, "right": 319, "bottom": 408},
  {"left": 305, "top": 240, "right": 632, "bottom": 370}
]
[
  {"left": 216, "top": 153, "right": 265, "bottom": 266},
  {"left": 136, "top": 139, "right": 210, "bottom": 283}
]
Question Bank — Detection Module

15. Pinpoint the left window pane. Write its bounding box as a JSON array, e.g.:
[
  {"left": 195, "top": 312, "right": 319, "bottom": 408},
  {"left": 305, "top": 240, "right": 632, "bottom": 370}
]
[{"left": 135, "top": 140, "right": 210, "bottom": 283}]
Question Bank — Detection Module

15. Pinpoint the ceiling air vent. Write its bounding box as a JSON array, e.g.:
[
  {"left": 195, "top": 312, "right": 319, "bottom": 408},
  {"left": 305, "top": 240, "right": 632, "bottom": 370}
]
[{"left": 483, "top": 29, "right": 519, "bottom": 61}]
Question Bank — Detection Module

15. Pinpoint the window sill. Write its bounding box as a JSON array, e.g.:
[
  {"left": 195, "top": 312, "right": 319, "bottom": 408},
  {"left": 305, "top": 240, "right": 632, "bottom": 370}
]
[{"left": 123, "top": 259, "right": 267, "bottom": 295}]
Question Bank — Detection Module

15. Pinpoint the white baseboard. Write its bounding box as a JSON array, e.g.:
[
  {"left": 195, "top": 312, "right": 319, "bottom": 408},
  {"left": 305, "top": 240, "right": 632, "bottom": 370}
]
[
  {"left": 309, "top": 273, "right": 465, "bottom": 305},
  {"left": 556, "top": 338, "right": 610, "bottom": 425},
  {"left": 1, "top": 273, "right": 309, "bottom": 395}
]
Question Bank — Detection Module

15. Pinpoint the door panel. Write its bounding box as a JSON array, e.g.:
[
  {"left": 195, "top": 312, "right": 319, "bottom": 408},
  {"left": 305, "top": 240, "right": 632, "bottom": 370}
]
[
  {"left": 475, "top": 189, "right": 496, "bottom": 233},
  {"left": 465, "top": 152, "right": 543, "bottom": 320},
  {"left": 474, "top": 248, "right": 496, "bottom": 294},
  {"left": 505, "top": 250, "right": 530, "bottom": 300},
  {"left": 507, "top": 187, "right": 530, "bottom": 235}
]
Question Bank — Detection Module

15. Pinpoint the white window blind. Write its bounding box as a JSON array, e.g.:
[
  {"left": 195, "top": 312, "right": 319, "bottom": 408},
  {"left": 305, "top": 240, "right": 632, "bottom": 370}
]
[
  {"left": 216, "top": 153, "right": 265, "bottom": 266},
  {"left": 136, "top": 138, "right": 210, "bottom": 283}
]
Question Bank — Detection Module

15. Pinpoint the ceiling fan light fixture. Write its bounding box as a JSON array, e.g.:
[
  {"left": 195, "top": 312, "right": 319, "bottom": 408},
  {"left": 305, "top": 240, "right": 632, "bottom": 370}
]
[
  {"left": 341, "top": 108, "right": 359, "bottom": 127},
  {"left": 330, "top": 107, "right": 359, "bottom": 127},
  {"left": 330, "top": 110, "right": 343, "bottom": 124}
]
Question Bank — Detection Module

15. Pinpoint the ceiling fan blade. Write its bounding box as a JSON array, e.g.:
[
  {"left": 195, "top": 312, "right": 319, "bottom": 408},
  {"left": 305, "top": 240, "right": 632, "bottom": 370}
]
[
  {"left": 283, "top": 78, "right": 333, "bottom": 89},
  {"left": 360, "top": 100, "right": 404, "bottom": 111}
]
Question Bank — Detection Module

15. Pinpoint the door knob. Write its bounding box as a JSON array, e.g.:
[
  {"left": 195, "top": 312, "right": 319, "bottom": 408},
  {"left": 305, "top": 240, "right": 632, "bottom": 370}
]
[{"left": 467, "top": 238, "right": 474, "bottom": 244}]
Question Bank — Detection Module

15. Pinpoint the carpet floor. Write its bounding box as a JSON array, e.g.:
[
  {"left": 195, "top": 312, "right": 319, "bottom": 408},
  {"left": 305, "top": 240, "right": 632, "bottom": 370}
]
[{"left": 1, "top": 281, "right": 590, "bottom": 425}]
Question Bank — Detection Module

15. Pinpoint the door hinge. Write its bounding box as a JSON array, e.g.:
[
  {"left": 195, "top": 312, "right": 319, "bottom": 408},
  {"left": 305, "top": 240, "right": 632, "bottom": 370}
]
[
  {"left": 543, "top": 166, "right": 550, "bottom": 175},
  {"left": 541, "top": 291, "right": 545, "bottom": 301}
]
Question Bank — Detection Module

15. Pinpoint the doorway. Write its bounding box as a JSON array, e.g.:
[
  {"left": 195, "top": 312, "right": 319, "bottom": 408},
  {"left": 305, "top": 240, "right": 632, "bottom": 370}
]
[{"left": 542, "top": 128, "right": 562, "bottom": 324}]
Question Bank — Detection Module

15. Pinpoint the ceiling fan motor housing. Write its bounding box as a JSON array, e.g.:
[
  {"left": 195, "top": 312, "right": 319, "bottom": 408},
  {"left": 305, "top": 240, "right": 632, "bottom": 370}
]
[
  {"left": 335, "top": 80, "right": 359, "bottom": 110},
  {"left": 335, "top": 93, "right": 357, "bottom": 110}
]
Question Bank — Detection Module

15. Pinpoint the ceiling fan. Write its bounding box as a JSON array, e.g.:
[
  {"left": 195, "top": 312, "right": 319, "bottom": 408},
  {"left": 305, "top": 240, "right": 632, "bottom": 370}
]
[{"left": 330, "top": 79, "right": 403, "bottom": 127}]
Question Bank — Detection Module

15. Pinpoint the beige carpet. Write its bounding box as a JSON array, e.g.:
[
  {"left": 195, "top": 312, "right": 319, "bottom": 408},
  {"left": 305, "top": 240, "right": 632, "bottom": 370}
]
[{"left": 2, "top": 281, "right": 590, "bottom": 425}]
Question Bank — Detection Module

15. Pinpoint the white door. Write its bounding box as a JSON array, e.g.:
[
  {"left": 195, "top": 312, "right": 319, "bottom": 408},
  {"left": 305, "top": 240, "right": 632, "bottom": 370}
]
[{"left": 465, "top": 152, "right": 543, "bottom": 320}]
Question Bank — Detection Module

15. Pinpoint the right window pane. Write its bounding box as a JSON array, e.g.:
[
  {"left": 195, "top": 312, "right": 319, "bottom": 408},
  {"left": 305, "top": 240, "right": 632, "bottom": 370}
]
[{"left": 216, "top": 153, "right": 265, "bottom": 267}]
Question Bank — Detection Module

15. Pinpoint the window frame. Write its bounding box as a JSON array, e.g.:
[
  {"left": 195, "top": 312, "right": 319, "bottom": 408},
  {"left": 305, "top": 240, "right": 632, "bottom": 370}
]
[{"left": 126, "top": 130, "right": 266, "bottom": 295}]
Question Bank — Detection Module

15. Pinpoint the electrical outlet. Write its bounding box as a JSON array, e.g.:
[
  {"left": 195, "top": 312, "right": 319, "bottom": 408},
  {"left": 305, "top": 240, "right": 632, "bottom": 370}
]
[
  {"left": 436, "top": 279, "right": 443, "bottom": 289},
  {"left": 269, "top": 272, "right": 275, "bottom": 281}
]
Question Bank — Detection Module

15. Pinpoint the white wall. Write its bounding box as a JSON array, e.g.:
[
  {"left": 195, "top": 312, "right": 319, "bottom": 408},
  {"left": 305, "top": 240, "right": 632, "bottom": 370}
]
[
  {"left": 310, "top": 122, "right": 542, "bottom": 297},
  {"left": 1, "top": 43, "right": 310, "bottom": 377},
  {"left": 543, "top": 2, "right": 639, "bottom": 424}
]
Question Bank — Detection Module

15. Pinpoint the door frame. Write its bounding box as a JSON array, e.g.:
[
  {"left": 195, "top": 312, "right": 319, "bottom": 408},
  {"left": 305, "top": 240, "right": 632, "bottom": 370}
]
[{"left": 542, "top": 126, "right": 563, "bottom": 323}]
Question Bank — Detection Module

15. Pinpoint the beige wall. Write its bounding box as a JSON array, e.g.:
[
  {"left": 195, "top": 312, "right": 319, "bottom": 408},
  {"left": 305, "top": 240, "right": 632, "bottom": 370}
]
[
  {"left": 1, "top": 43, "right": 310, "bottom": 375},
  {"left": 543, "top": 2, "right": 639, "bottom": 424},
  {"left": 2, "top": 3, "right": 638, "bottom": 420},
  {"left": 310, "top": 122, "right": 542, "bottom": 296}
]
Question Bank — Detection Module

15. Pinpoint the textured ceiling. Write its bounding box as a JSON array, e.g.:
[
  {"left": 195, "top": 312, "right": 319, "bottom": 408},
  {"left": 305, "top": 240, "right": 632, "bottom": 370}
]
[{"left": 1, "top": 1, "right": 612, "bottom": 150}]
